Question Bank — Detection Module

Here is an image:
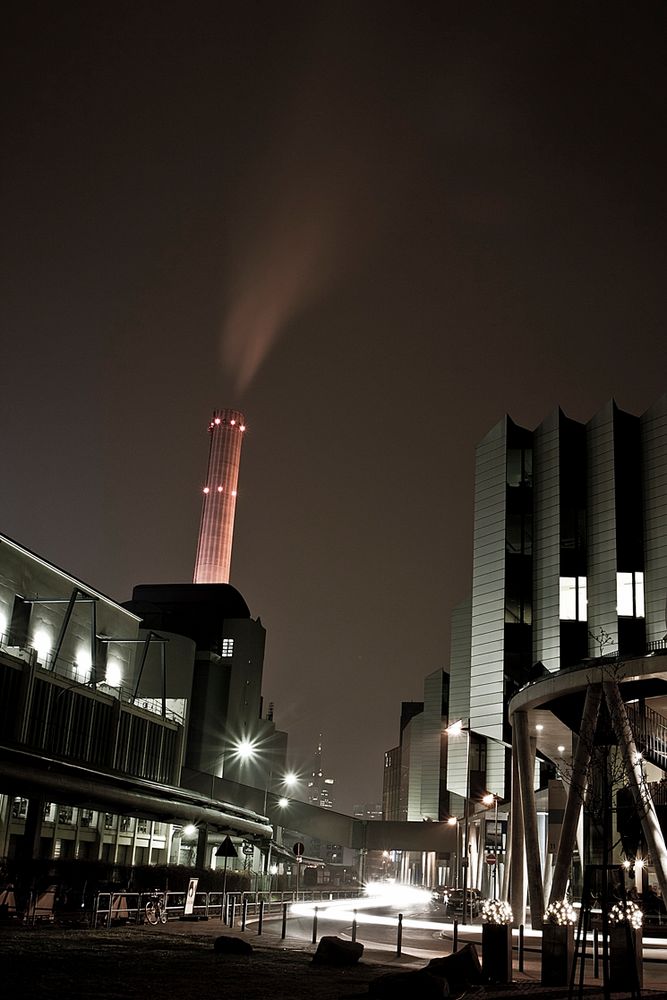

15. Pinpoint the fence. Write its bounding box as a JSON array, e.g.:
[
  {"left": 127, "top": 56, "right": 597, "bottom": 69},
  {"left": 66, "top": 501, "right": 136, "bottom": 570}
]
[{"left": 91, "top": 888, "right": 361, "bottom": 928}]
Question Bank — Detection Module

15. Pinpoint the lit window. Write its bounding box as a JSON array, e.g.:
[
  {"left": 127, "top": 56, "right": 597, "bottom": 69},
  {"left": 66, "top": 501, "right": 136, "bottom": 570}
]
[
  {"left": 105, "top": 660, "right": 122, "bottom": 687},
  {"left": 33, "top": 628, "right": 51, "bottom": 664},
  {"left": 560, "top": 577, "right": 587, "bottom": 621},
  {"left": 75, "top": 650, "right": 92, "bottom": 681},
  {"left": 221, "top": 638, "right": 234, "bottom": 657},
  {"left": 617, "top": 572, "right": 644, "bottom": 618}
]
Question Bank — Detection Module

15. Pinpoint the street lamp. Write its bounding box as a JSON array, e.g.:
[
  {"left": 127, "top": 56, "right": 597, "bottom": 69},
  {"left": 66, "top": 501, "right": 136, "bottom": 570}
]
[
  {"left": 447, "top": 816, "right": 460, "bottom": 888},
  {"left": 482, "top": 792, "right": 499, "bottom": 899},
  {"left": 446, "top": 721, "right": 472, "bottom": 921}
]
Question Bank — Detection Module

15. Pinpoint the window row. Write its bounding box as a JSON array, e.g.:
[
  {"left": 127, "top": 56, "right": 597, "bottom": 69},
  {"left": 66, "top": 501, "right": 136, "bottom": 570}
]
[{"left": 558, "top": 572, "right": 644, "bottom": 621}]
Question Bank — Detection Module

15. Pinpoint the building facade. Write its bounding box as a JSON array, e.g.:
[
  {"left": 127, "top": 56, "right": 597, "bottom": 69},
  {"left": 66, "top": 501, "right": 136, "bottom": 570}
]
[
  {"left": 447, "top": 396, "right": 667, "bottom": 804},
  {"left": 0, "top": 533, "right": 272, "bottom": 869}
]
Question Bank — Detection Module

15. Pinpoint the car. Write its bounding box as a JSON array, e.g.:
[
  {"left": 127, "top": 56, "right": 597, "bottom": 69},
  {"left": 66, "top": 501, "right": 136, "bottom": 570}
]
[
  {"left": 430, "top": 885, "right": 452, "bottom": 911},
  {"left": 435, "top": 887, "right": 483, "bottom": 917}
]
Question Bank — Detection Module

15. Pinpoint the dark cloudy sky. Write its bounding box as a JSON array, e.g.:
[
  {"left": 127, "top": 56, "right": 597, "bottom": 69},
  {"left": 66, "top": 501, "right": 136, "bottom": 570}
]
[{"left": 2, "top": 2, "right": 666, "bottom": 812}]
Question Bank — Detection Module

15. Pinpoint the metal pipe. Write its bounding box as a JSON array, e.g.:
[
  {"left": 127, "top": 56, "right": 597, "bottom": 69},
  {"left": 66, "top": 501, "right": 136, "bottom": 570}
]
[{"left": 0, "top": 745, "right": 272, "bottom": 836}]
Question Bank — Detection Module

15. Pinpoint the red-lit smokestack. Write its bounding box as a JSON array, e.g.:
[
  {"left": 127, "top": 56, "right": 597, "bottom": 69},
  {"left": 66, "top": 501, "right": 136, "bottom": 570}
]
[{"left": 193, "top": 408, "right": 246, "bottom": 584}]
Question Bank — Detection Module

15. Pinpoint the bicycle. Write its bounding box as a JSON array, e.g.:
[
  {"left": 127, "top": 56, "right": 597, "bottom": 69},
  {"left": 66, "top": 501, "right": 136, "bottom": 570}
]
[{"left": 144, "top": 892, "right": 167, "bottom": 925}]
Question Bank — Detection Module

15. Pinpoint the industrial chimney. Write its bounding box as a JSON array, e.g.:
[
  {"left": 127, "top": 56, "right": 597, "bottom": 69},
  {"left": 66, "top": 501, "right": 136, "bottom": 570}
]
[{"left": 193, "top": 408, "right": 246, "bottom": 584}]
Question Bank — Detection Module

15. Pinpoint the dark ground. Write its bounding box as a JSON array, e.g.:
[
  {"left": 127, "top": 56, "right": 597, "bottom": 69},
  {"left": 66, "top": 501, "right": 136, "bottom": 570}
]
[
  {"left": 4, "top": 923, "right": 667, "bottom": 1000},
  {"left": 3, "top": 924, "right": 419, "bottom": 1000}
]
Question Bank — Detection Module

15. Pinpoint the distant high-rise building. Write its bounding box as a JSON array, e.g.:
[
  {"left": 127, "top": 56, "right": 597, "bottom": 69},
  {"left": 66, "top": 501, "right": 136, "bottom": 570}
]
[
  {"left": 193, "top": 409, "right": 246, "bottom": 584},
  {"left": 353, "top": 803, "right": 383, "bottom": 821},
  {"left": 307, "top": 734, "right": 335, "bottom": 809}
]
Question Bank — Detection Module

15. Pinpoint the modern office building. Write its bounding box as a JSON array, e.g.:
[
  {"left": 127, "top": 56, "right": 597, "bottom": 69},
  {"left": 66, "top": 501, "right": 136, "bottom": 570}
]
[
  {"left": 193, "top": 409, "right": 246, "bottom": 584},
  {"left": 447, "top": 396, "right": 667, "bottom": 801},
  {"left": 443, "top": 395, "right": 667, "bottom": 921}
]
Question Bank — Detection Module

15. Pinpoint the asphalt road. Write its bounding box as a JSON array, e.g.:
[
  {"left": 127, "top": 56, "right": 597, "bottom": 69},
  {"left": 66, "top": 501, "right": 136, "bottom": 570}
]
[{"left": 273, "top": 900, "right": 667, "bottom": 990}]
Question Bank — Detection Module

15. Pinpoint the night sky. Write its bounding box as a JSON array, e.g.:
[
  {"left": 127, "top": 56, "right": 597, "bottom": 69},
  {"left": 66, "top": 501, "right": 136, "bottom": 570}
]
[{"left": 2, "top": 3, "right": 666, "bottom": 813}]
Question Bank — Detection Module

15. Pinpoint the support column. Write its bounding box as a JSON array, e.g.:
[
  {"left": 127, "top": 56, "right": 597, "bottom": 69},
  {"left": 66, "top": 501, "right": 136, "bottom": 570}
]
[
  {"left": 196, "top": 824, "right": 209, "bottom": 869},
  {"left": 514, "top": 710, "right": 544, "bottom": 927},
  {"left": 550, "top": 685, "right": 602, "bottom": 903},
  {"left": 21, "top": 796, "right": 44, "bottom": 860},
  {"left": 510, "top": 724, "right": 525, "bottom": 923},
  {"left": 604, "top": 681, "right": 667, "bottom": 904}
]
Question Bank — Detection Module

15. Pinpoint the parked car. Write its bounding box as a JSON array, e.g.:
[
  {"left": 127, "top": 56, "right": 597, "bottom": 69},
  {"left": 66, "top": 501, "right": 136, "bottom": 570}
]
[{"left": 440, "top": 887, "right": 483, "bottom": 917}]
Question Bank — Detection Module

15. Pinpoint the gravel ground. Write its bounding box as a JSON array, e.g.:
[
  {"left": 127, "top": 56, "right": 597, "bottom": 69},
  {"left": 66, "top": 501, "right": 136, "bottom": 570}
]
[
  {"left": 5, "top": 923, "right": 667, "bottom": 1000},
  {"left": 1, "top": 924, "right": 414, "bottom": 1000}
]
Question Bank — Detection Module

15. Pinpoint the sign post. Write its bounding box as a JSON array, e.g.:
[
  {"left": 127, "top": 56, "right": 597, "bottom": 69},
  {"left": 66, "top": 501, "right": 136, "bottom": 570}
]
[{"left": 293, "top": 842, "right": 305, "bottom": 900}]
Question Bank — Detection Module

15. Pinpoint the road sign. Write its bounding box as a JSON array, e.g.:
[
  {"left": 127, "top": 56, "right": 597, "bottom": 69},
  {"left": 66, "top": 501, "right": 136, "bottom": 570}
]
[
  {"left": 486, "top": 853, "right": 497, "bottom": 865},
  {"left": 215, "top": 836, "right": 238, "bottom": 859},
  {"left": 293, "top": 841, "right": 305, "bottom": 857}
]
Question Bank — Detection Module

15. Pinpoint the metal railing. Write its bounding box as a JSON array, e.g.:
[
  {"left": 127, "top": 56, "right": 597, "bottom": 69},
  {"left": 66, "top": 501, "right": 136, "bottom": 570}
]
[
  {"left": 0, "top": 631, "right": 184, "bottom": 725},
  {"left": 626, "top": 702, "right": 667, "bottom": 769},
  {"left": 91, "top": 887, "right": 362, "bottom": 928}
]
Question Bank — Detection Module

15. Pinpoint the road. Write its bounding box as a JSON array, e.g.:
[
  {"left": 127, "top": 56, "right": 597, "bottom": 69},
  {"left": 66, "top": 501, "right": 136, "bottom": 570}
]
[{"left": 269, "top": 892, "right": 667, "bottom": 990}]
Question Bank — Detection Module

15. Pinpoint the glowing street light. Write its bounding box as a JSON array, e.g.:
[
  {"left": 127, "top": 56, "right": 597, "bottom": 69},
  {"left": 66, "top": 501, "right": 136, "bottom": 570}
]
[
  {"left": 482, "top": 793, "right": 500, "bottom": 899},
  {"left": 234, "top": 737, "right": 257, "bottom": 760}
]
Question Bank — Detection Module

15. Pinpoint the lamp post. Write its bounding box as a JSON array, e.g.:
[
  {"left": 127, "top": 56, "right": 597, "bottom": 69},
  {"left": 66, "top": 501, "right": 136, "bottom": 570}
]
[
  {"left": 446, "top": 816, "right": 459, "bottom": 888},
  {"left": 447, "top": 720, "right": 509, "bottom": 921},
  {"left": 446, "top": 720, "right": 473, "bottom": 922},
  {"left": 483, "top": 792, "right": 499, "bottom": 899},
  {"left": 232, "top": 738, "right": 302, "bottom": 884}
]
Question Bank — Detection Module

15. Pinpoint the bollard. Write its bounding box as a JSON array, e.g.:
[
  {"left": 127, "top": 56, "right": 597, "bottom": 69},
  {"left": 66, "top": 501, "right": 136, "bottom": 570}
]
[
  {"left": 312, "top": 905, "right": 319, "bottom": 944},
  {"left": 453, "top": 918, "right": 458, "bottom": 952},
  {"left": 352, "top": 909, "right": 357, "bottom": 944},
  {"left": 519, "top": 923, "right": 524, "bottom": 972},
  {"left": 281, "top": 901, "right": 288, "bottom": 939},
  {"left": 396, "top": 913, "right": 403, "bottom": 957},
  {"left": 258, "top": 901, "right": 264, "bottom": 936},
  {"left": 229, "top": 899, "right": 236, "bottom": 928},
  {"left": 241, "top": 898, "right": 248, "bottom": 931},
  {"left": 593, "top": 927, "right": 599, "bottom": 978}
]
